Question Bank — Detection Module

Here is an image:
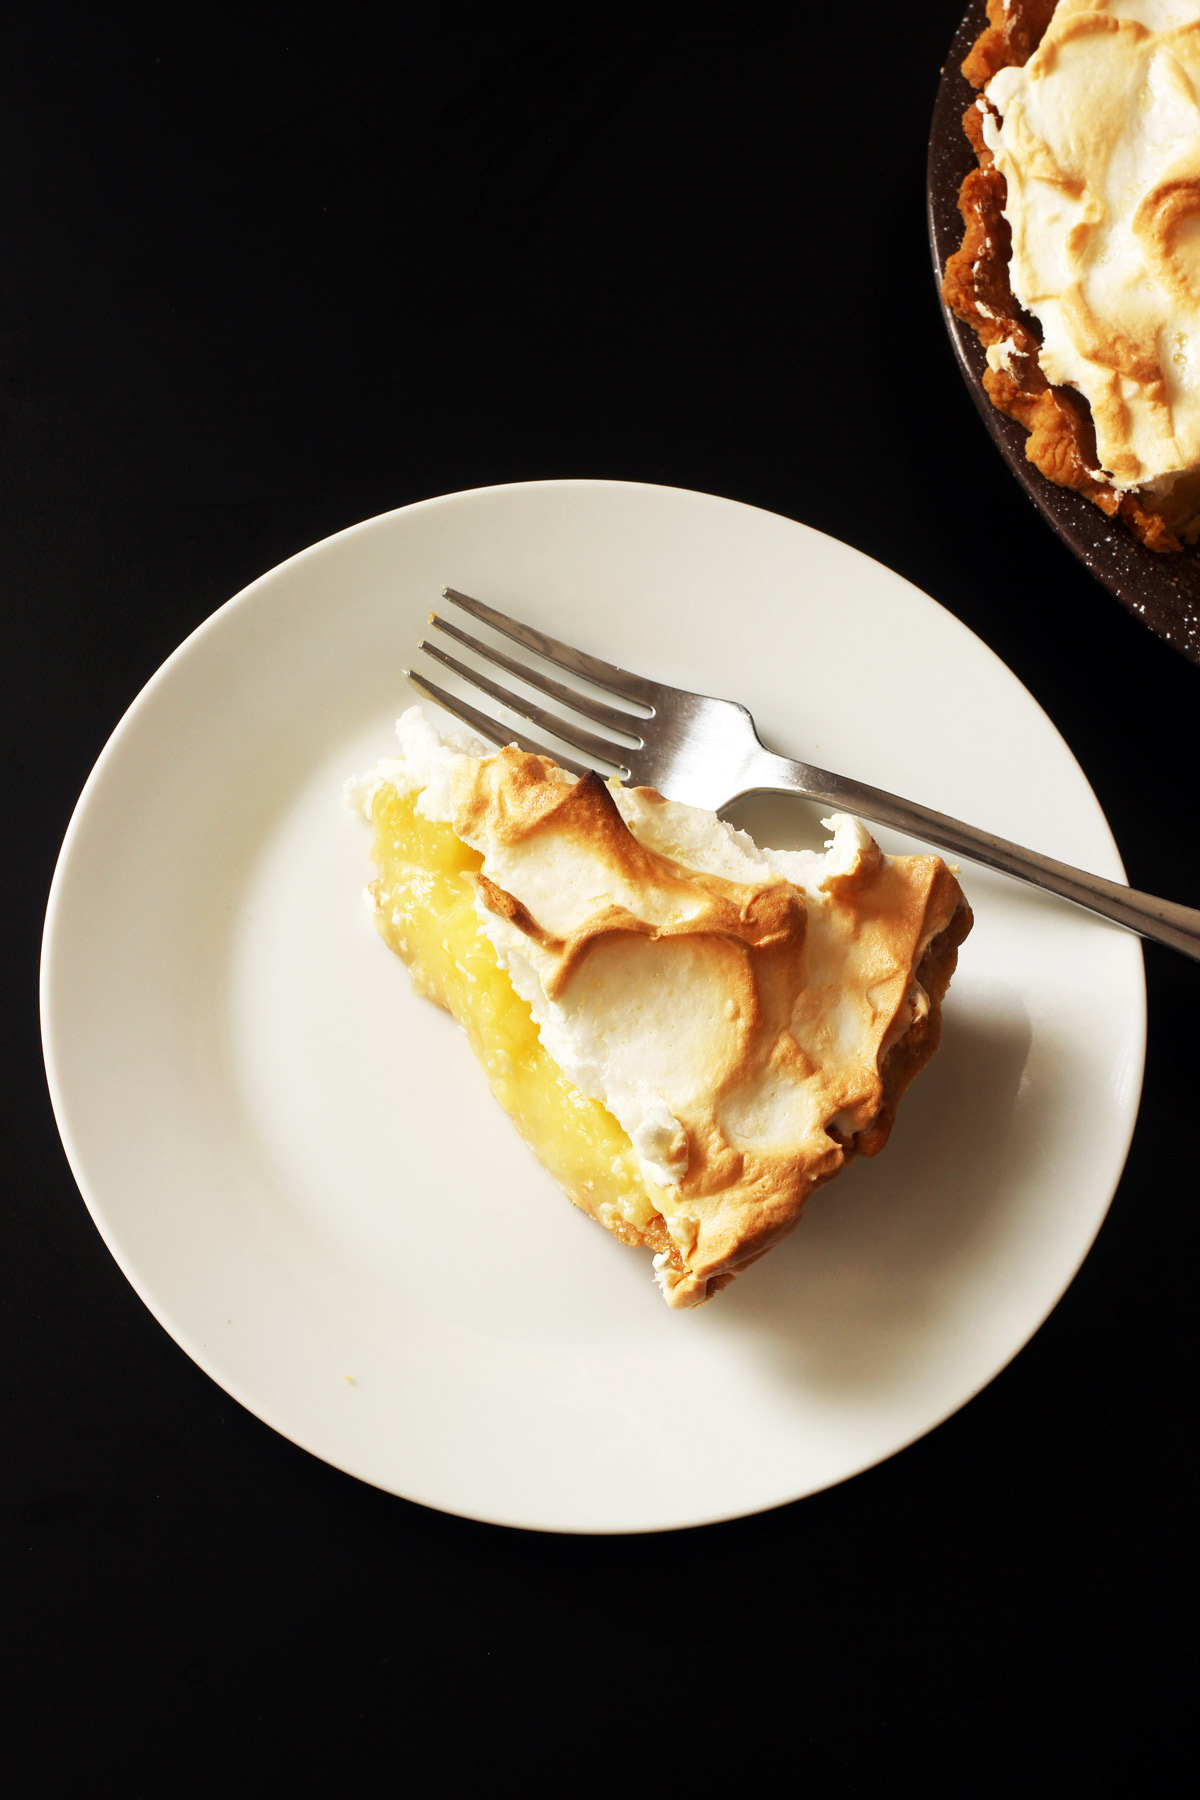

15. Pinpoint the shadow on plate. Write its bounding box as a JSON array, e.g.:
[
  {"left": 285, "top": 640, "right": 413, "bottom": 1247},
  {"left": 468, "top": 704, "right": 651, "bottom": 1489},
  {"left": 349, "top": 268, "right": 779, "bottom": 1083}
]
[{"left": 708, "top": 995, "right": 1035, "bottom": 1398}]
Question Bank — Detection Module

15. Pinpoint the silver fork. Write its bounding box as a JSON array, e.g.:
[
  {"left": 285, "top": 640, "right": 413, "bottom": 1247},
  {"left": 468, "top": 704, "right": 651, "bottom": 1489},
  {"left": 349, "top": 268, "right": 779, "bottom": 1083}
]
[{"left": 407, "top": 587, "right": 1200, "bottom": 961}]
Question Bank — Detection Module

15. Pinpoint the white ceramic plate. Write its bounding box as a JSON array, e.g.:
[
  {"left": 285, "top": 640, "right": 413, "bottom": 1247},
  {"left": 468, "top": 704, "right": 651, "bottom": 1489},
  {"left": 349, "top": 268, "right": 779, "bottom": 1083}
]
[{"left": 41, "top": 480, "right": 1145, "bottom": 1533}]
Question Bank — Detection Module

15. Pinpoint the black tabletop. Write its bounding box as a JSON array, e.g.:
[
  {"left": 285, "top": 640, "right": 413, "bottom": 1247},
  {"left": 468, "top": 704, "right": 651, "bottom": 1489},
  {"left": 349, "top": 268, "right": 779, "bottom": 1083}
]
[{"left": 3, "top": 3, "right": 1193, "bottom": 1788}]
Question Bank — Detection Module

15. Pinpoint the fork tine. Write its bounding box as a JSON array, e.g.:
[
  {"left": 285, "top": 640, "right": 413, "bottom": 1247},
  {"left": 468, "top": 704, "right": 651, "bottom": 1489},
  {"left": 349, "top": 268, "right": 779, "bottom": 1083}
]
[
  {"left": 428, "top": 613, "right": 645, "bottom": 740},
  {"left": 404, "top": 669, "right": 599, "bottom": 781},
  {"left": 416, "top": 641, "right": 633, "bottom": 771},
  {"left": 443, "top": 588, "right": 658, "bottom": 706}
]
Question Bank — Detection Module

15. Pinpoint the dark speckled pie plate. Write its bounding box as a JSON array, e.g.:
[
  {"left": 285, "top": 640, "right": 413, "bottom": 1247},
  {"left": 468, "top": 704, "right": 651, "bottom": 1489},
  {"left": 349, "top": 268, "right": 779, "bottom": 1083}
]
[{"left": 928, "top": 0, "right": 1200, "bottom": 666}]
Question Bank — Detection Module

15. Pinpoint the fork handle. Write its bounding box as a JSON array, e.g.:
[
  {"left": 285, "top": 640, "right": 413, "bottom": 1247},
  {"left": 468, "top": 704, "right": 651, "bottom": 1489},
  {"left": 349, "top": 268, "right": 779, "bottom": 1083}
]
[{"left": 749, "top": 751, "right": 1200, "bottom": 961}]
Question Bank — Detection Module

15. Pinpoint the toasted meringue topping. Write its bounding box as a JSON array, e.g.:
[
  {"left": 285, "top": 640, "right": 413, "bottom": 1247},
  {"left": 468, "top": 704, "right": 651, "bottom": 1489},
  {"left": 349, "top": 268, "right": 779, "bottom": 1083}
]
[
  {"left": 351, "top": 710, "right": 971, "bottom": 1304},
  {"left": 983, "top": 0, "right": 1200, "bottom": 490}
]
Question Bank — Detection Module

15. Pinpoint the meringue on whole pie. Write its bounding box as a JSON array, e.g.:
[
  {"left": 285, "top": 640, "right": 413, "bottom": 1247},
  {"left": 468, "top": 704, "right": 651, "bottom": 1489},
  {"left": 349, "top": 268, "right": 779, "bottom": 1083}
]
[
  {"left": 944, "top": 0, "right": 1200, "bottom": 549},
  {"left": 347, "top": 709, "right": 972, "bottom": 1308}
]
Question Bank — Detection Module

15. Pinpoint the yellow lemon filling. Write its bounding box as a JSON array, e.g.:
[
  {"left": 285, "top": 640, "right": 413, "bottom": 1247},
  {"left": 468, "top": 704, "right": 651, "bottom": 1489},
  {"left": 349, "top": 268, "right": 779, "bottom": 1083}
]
[{"left": 367, "top": 783, "right": 667, "bottom": 1238}]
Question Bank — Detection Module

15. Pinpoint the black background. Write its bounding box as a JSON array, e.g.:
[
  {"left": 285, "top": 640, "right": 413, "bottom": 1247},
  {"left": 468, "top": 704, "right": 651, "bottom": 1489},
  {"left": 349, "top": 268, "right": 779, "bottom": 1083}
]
[{"left": 2, "top": 2, "right": 1193, "bottom": 1789}]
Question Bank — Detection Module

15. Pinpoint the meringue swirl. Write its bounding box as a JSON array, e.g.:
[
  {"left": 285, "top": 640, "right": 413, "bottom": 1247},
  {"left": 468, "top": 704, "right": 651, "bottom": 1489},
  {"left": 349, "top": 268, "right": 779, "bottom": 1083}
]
[{"left": 983, "top": 0, "right": 1200, "bottom": 495}]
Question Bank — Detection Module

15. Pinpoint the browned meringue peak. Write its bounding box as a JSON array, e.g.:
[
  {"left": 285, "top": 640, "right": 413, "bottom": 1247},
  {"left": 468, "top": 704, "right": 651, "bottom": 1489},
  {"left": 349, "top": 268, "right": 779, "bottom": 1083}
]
[{"left": 982, "top": 0, "right": 1200, "bottom": 498}]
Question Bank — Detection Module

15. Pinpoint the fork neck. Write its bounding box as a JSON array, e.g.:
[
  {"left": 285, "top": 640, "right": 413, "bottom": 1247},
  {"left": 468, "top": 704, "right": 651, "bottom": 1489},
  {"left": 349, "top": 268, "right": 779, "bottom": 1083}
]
[{"left": 733, "top": 746, "right": 847, "bottom": 812}]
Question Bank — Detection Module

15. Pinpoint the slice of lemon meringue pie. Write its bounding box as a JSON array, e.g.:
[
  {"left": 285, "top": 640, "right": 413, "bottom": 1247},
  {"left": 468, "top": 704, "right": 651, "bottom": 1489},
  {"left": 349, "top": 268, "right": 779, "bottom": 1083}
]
[{"left": 348, "top": 709, "right": 972, "bottom": 1307}]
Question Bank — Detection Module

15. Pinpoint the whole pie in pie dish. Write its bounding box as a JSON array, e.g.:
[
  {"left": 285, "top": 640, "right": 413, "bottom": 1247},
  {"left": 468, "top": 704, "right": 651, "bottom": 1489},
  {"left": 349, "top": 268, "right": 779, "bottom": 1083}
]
[
  {"left": 943, "top": 0, "right": 1200, "bottom": 551},
  {"left": 348, "top": 709, "right": 972, "bottom": 1308}
]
